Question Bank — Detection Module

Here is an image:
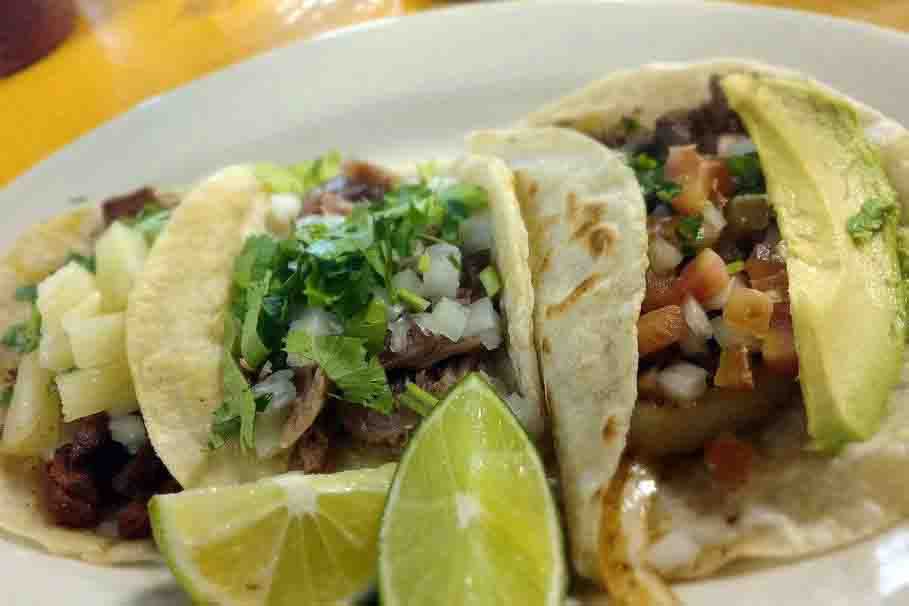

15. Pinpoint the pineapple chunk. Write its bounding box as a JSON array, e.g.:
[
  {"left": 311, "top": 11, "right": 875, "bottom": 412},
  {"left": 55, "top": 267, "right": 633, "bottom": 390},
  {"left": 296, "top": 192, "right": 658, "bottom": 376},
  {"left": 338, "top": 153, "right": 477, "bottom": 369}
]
[
  {"left": 57, "top": 363, "right": 138, "bottom": 422},
  {"left": 37, "top": 265, "right": 100, "bottom": 372},
  {"left": 37, "top": 262, "right": 97, "bottom": 327},
  {"left": 1, "top": 352, "right": 61, "bottom": 456},
  {"left": 64, "top": 312, "right": 126, "bottom": 369},
  {"left": 41, "top": 291, "right": 102, "bottom": 372},
  {"left": 96, "top": 222, "right": 148, "bottom": 312}
]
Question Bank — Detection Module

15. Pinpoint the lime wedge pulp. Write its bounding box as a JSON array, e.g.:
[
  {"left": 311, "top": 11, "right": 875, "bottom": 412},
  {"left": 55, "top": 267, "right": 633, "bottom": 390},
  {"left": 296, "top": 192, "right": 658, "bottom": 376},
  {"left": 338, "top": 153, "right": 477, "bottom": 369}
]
[
  {"left": 150, "top": 464, "right": 395, "bottom": 605},
  {"left": 378, "top": 373, "right": 566, "bottom": 606}
]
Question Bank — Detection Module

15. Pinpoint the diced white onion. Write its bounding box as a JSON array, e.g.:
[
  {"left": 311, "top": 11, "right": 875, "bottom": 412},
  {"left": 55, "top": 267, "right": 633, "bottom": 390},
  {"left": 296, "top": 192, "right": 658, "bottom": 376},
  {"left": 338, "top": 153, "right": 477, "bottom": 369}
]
[
  {"left": 254, "top": 405, "right": 291, "bottom": 460},
  {"left": 290, "top": 307, "right": 343, "bottom": 337},
  {"left": 682, "top": 296, "right": 713, "bottom": 340},
  {"left": 463, "top": 298, "right": 499, "bottom": 336},
  {"left": 460, "top": 213, "right": 494, "bottom": 253},
  {"left": 710, "top": 317, "right": 761, "bottom": 350},
  {"left": 414, "top": 297, "right": 469, "bottom": 341},
  {"left": 422, "top": 243, "right": 461, "bottom": 300},
  {"left": 478, "top": 328, "right": 503, "bottom": 351},
  {"left": 704, "top": 274, "right": 745, "bottom": 311},
  {"left": 269, "top": 193, "right": 303, "bottom": 232},
  {"left": 649, "top": 236, "right": 683, "bottom": 275},
  {"left": 251, "top": 369, "right": 297, "bottom": 411},
  {"left": 296, "top": 214, "right": 345, "bottom": 228},
  {"left": 108, "top": 414, "right": 148, "bottom": 455},
  {"left": 701, "top": 202, "right": 727, "bottom": 243},
  {"left": 658, "top": 363, "right": 708, "bottom": 402},
  {"left": 717, "top": 135, "right": 756, "bottom": 158},
  {"left": 647, "top": 531, "right": 702, "bottom": 573},
  {"left": 391, "top": 269, "right": 425, "bottom": 297},
  {"left": 388, "top": 318, "right": 410, "bottom": 353}
]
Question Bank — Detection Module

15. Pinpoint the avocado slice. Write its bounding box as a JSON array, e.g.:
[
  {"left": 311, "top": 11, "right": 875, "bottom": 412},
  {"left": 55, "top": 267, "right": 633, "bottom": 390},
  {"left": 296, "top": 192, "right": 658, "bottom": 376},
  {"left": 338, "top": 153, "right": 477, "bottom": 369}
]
[{"left": 721, "top": 73, "right": 905, "bottom": 452}]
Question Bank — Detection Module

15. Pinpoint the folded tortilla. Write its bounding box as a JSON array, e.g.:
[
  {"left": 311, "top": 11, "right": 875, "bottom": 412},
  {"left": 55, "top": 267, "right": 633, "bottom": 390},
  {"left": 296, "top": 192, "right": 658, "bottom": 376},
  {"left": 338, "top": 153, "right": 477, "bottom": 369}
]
[
  {"left": 0, "top": 204, "right": 158, "bottom": 563},
  {"left": 469, "top": 127, "right": 648, "bottom": 584},
  {"left": 485, "top": 60, "right": 909, "bottom": 602},
  {"left": 128, "top": 157, "right": 544, "bottom": 489}
]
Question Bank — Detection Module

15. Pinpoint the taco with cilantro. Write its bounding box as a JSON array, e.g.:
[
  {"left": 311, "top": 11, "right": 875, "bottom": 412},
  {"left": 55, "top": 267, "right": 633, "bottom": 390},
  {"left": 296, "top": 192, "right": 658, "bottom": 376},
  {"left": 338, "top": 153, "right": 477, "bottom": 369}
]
[
  {"left": 0, "top": 187, "right": 181, "bottom": 563},
  {"left": 473, "top": 60, "right": 909, "bottom": 604},
  {"left": 127, "top": 154, "right": 544, "bottom": 490}
]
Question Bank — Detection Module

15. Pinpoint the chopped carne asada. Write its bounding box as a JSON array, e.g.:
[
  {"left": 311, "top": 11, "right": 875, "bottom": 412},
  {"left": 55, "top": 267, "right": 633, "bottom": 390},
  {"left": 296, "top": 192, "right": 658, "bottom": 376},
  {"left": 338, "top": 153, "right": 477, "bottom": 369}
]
[{"left": 609, "top": 83, "right": 799, "bottom": 473}]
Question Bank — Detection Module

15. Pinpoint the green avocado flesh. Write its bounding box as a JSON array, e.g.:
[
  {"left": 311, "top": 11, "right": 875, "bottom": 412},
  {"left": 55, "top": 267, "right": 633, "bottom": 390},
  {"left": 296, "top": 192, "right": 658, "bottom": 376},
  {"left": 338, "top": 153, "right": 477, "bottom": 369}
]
[{"left": 721, "top": 73, "right": 905, "bottom": 452}]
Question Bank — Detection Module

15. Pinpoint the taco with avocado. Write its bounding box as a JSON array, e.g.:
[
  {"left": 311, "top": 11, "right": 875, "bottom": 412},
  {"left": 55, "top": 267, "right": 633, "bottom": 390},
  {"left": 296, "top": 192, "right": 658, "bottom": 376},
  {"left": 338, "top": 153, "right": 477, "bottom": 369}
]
[
  {"left": 127, "top": 153, "right": 544, "bottom": 490},
  {"left": 472, "top": 59, "right": 909, "bottom": 603},
  {"left": 0, "top": 187, "right": 181, "bottom": 563}
]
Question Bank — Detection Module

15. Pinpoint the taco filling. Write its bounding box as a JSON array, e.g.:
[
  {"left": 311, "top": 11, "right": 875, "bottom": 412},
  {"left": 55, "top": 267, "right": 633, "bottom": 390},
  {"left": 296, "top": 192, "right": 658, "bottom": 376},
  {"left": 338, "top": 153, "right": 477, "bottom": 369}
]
[
  {"left": 601, "top": 80, "right": 799, "bottom": 480},
  {"left": 204, "top": 156, "right": 533, "bottom": 473},
  {"left": 0, "top": 189, "right": 178, "bottom": 541}
]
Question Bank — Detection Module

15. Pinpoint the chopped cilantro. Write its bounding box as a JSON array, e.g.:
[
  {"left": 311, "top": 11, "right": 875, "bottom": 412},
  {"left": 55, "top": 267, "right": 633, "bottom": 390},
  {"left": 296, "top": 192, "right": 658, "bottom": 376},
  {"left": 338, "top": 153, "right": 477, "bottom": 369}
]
[
  {"left": 1, "top": 306, "right": 41, "bottom": 354},
  {"left": 726, "top": 152, "right": 766, "bottom": 195},
  {"left": 285, "top": 330, "right": 393, "bottom": 413},
  {"left": 1, "top": 386, "right": 12, "bottom": 407},
  {"left": 241, "top": 275, "right": 271, "bottom": 368},
  {"left": 479, "top": 266, "right": 501, "bottom": 298},
  {"left": 254, "top": 152, "right": 342, "bottom": 196},
  {"left": 399, "top": 382, "right": 439, "bottom": 416},
  {"left": 726, "top": 260, "right": 745, "bottom": 275},
  {"left": 676, "top": 215, "right": 705, "bottom": 256},
  {"left": 631, "top": 153, "right": 681, "bottom": 209},
  {"left": 847, "top": 197, "right": 898, "bottom": 244},
  {"left": 621, "top": 116, "right": 641, "bottom": 134},
  {"left": 14, "top": 285, "right": 38, "bottom": 302},
  {"left": 127, "top": 203, "right": 171, "bottom": 243},
  {"left": 66, "top": 252, "right": 95, "bottom": 273},
  {"left": 345, "top": 297, "right": 389, "bottom": 354},
  {"left": 210, "top": 351, "right": 258, "bottom": 450},
  {"left": 398, "top": 288, "right": 430, "bottom": 313}
]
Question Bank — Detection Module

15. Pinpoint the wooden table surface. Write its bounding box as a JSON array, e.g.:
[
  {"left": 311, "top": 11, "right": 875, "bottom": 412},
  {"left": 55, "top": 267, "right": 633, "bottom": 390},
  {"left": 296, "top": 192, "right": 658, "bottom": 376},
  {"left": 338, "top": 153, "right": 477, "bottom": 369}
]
[{"left": 2, "top": 0, "right": 907, "bottom": 187}]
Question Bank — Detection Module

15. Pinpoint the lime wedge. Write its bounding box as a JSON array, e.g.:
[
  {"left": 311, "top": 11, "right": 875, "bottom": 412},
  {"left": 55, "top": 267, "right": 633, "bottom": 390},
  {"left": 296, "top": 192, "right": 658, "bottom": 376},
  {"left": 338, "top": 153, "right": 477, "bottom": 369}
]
[
  {"left": 378, "top": 373, "right": 565, "bottom": 606},
  {"left": 150, "top": 465, "right": 395, "bottom": 605}
]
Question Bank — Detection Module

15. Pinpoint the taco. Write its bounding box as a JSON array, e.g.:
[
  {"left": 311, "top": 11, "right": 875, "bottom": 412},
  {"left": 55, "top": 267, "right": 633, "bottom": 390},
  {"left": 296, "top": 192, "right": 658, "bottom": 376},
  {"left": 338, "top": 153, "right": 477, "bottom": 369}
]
[
  {"left": 472, "top": 59, "right": 909, "bottom": 603},
  {"left": 127, "top": 154, "right": 544, "bottom": 490},
  {"left": 0, "top": 188, "right": 182, "bottom": 563}
]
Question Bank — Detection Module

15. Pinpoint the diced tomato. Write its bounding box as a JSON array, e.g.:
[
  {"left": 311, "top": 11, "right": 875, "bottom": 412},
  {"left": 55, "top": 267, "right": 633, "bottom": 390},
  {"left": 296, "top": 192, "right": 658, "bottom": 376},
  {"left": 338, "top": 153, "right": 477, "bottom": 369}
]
[
  {"left": 638, "top": 305, "right": 685, "bottom": 357},
  {"left": 699, "top": 159, "right": 734, "bottom": 205},
  {"left": 763, "top": 323, "right": 799, "bottom": 377},
  {"left": 745, "top": 242, "right": 786, "bottom": 281},
  {"left": 704, "top": 434, "right": 754, "bottom": 487},
  {"left": 665, "top": 145, "right": 702, "bottom": 182},
  {"left": 642, "top": 271, "right": 683, "bottom": 313},
  {"left": 724, "top": 287, "right": 773, "bottom": 337},
  {"left": 714, "top": 346, "right": 754, "bottom": 390},
  {"left": 678, "top": 248, "right": 730, "bottom": 303}
]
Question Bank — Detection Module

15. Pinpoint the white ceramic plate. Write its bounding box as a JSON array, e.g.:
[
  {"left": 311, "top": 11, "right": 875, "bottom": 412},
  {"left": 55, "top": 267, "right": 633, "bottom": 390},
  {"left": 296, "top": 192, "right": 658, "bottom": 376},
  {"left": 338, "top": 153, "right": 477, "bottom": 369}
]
[{"left": 3, "top": 1, "right": 909, "bottom": 604}]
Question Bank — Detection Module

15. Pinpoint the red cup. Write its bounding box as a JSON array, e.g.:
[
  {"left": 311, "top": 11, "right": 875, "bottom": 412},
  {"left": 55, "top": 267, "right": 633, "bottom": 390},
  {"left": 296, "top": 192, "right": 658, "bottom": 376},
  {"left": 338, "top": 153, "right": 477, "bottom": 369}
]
[{"left": 0, "top": 0, "right": 77, "bottom": 77}]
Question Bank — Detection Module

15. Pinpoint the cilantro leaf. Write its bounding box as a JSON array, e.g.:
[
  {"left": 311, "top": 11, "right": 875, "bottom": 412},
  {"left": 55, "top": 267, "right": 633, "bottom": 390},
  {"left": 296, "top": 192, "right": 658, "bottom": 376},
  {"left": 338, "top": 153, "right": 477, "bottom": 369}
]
[
  {"left": 1, "top": 306, "right": 41, "bottom": 354},
  {"left": 210, "top": 351, "right": 257, "bottom": 451},
  {"left": 726, "top": 152, "right": 766, "bottom": 195},
  {"left": 14, "top": 285, "right": 37, "bottom": 303},
  {"left": 630, "top": 153, "right": 681, "bottom": 209},
  {"left": 128, "top": 203, "right": 171, "bottom": 243},
  {"left": 345, "top": 297, "right": 389, "bottom": 354},
  {"left": 234, "top": 235, "right": 280, "bottom": 290},
  {"left": 676, "top": 215, "right": 705, "bottom": 256},
  {"left": 847, "top": 197, "right": 898, "bottom": 244},
  {"left": 285, "top": 330, "right": 393, "bottom": 413},
  {"left": 241, "top": 275, "right": 271, "bottom": 369},
  {"left": 66, "top": 252, "right": 96, "bottom": 273}
]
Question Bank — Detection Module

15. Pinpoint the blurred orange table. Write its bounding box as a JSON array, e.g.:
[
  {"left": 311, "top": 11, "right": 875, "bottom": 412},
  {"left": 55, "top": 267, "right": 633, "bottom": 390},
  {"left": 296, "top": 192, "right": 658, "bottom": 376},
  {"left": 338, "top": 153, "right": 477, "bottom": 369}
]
[{"left": 1, "top": 0, "right": 908, "bottom": 187}]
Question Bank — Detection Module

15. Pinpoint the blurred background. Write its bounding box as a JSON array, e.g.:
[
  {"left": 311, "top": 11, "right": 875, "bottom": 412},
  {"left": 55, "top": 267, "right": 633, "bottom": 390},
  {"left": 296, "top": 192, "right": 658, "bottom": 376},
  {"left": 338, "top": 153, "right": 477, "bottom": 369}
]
[{"left": 2, "top": 0, "right": 908, "bottom": 187}]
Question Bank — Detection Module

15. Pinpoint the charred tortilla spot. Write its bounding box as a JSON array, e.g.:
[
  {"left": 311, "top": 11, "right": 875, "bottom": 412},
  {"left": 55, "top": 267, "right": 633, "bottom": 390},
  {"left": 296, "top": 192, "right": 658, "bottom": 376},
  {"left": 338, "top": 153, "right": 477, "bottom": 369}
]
[
  {"left": 571, "top": 203, "right": 606, "bottom": 240},
  {"left": 546, "top": 273, "right": 604, "bottom": 319},
  {"left": 566, "top": 192, "right": 580, "bottom": 222},
  {"left": 602, "top": 416, "right": 619, "bottom": 442},
  {"left": 541, "top": 337, "right": 552, "bottom": 354},
  {"left": 539, "top": 249, "right": 553, "bottom": 274},
  {"left": 587, "top": 224, "right": 617, "bottom": 258}
]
